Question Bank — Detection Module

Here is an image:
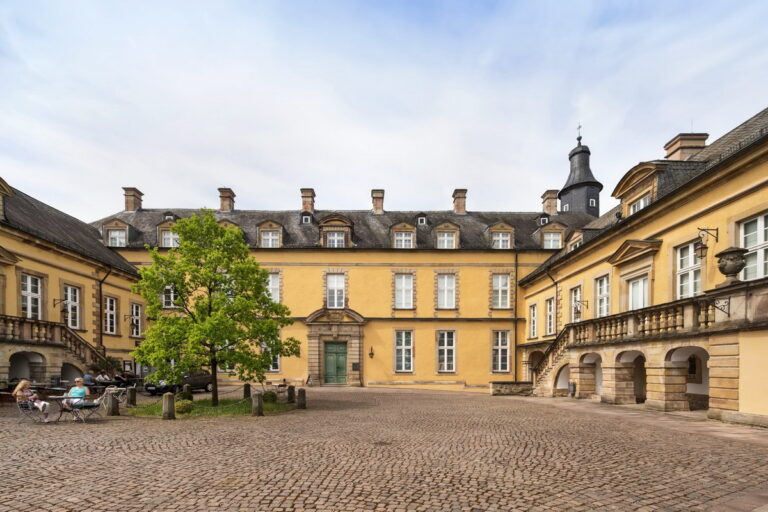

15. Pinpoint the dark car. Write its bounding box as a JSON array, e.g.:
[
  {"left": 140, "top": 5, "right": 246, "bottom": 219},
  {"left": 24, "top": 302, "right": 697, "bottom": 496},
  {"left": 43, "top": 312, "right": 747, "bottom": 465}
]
[{"left": 145, "top": 370, "right": 214, "bottom": 395}]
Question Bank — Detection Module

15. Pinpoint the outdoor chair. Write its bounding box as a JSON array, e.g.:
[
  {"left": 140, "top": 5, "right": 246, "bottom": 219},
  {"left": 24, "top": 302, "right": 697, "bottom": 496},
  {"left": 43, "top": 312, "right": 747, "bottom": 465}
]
[{"left": 16, "top": 400, "right": 44, "bottom": 423}]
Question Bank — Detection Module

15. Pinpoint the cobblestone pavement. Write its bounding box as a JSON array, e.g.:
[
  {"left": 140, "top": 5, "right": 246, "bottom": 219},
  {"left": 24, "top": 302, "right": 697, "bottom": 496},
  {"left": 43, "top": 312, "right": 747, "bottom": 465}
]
[{"left": 2, "top": 387, "right": 768, "bottom": 512}]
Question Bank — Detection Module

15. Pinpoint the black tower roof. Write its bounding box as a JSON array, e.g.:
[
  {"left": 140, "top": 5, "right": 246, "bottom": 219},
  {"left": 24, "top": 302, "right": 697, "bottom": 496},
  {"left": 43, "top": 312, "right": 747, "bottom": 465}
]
[{"left": 558, "top": 136, "right": 603, "bottom": 199}]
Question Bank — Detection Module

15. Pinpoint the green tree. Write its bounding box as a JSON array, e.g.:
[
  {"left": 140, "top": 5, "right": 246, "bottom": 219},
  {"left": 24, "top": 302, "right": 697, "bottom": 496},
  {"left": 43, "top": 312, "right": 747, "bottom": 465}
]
[{"left": 132, "top": 210, "right": 300, "bottom": 406}]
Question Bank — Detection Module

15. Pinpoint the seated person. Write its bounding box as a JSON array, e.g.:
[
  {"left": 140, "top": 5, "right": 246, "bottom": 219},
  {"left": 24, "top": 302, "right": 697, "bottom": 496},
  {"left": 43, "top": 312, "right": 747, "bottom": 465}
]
[
  {"left": 83, "top": 371, "right": 96, "bottom": 386},
  {"left": 12, "top": 379, "right": 51, "bottom": 423},
  {"left": 95, "top": 371, "right": 110, "bottom": 382},
  {"left": 64, "top": 378, "right": 89, "bottom": 411},
  {"left": 113, "top": 371, "right": 127, "bottom": 387}
]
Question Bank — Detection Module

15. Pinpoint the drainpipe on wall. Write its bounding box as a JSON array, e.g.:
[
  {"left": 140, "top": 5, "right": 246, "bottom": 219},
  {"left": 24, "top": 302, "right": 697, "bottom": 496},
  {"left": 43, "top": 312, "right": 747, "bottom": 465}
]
[
  {"left": 513, "top": 250, "right": 519, "bottom": 381},
  {"left": 97, "top": 267, "right": 113, "bottom": 349}
]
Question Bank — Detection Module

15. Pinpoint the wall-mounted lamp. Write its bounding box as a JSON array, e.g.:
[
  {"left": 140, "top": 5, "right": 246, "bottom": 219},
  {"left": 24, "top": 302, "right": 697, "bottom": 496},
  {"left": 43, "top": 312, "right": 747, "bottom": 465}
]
[
  {"left": 695, "top": 227, "right": 719, "bottom": 259},
  {"left": 52, "top": 298, "right": 69, "bottom": 313},
  {"left": 368, "top": 347, "right": 375, "bottom": 359}
]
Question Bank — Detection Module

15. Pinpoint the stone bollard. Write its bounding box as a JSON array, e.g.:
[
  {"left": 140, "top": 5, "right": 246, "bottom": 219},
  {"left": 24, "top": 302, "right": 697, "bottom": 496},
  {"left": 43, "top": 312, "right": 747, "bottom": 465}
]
[
  {"left": 297, "top": 388, "right": 306, "bottom": 409},
  {"left": 252, "top": 392, "right": 264, "bottom": 417},
  {"left": 162, "top": 392, "right": 175, "bottom": 420},
  {"left": 287, "top": 385, "right": 295, "bottom": 403},
  {"left": 106, "top": 392, "right": 120, "bottom": 416},
  {"left": 127, "top": 387, "right": 137, "bottom": 406},
  {"left": 243, "top": 383, "right": 251, "bottom": 399},
  {"left": 181, "top": 384, "right": 193, "bottom": 401}
]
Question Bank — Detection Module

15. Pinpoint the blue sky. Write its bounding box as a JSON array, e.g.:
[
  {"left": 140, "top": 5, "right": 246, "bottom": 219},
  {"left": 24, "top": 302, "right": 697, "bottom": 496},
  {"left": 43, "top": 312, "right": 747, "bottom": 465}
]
[{"left": 1, "top": 1, "right": 767, "bottom": 220}]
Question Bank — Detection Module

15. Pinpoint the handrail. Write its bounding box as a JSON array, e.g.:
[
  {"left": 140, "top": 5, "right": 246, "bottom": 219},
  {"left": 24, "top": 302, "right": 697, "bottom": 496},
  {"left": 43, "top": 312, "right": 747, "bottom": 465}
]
[{"left": 0, "top": 314, "right": 106, "bottom": 365}]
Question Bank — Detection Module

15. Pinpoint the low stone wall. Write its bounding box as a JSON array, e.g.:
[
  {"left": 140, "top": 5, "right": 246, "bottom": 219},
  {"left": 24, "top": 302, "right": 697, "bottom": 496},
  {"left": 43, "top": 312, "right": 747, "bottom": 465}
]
[{"left": 489, "top": 381, "right": 533, "bottom": 396}]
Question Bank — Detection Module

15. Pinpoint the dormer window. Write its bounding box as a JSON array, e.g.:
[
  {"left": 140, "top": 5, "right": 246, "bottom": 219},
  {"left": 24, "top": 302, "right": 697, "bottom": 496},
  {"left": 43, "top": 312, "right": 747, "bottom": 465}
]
[
  {"left": 492, "top": 232, "right": 511, "bottom": 249},
  {"left": 394, "top": 231, "right": 414, "bottom": 249},
  {"left": 629, "top": 194, "right": 651, "bottom": 215},
  {"left": 160, "top": 230, "right": 180, "bottom": 248},
  {"left": 437, "top": 232, "right": 456, "bottom": 249},
  {"left": 164, "top": 213, "right": 175, "bottom": 221},
  {"left": 569, "top": 240, "right": 582, "bottom": 252},
  {"left": 540, "top": 217, "right": 549, "bottom": 226},
  {"left": 326, "top": 232, "right": 345, "bottom": 248},
  {"left": 417, "top": 216, "right": 427, "bottom": 226},
  {"left": 302, "top": 215, "right": 312, "bottom": 225},
  {"left": 107, "top": 229, "right": 127, "bottom": 247},
  {"left": 260, "top": 230, "right": 280, "bottom": 248},
  {"left": 543, "top": 232, "right": 561, "bottom": 249}
]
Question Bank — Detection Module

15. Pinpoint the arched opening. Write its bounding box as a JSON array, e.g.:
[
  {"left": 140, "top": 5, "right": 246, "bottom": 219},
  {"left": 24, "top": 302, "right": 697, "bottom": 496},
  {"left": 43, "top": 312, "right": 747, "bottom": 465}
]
[
  {"left": 527, "top": 350, "right": 545, "bottom": 381},
  {"left": 554, "top": 364, "right": 570, "bottom": 396},
  {"left": 617, "top": 350, "right": 646, "bottom": 404},
  {"left": 9, "top": 352, "right": 46, "bottom": 384},
  {"left": 61, "top": 363, "right": 83, "bottom": 385},
  {"left": 580, "top": 353, "right": 603, "bottom": 396},
  {"left": 666, "top": 346, "right": 710, "bottom": 410}
]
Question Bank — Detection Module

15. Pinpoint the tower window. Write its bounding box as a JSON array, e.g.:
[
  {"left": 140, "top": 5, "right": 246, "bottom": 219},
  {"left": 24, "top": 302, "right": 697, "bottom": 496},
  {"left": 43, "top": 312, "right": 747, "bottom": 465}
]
[
  {"left": 589, "top": 198, "right": 596, "bottom": 207},
  {"left": 562, "top": 204, "right": 570, "bottom": 212}
]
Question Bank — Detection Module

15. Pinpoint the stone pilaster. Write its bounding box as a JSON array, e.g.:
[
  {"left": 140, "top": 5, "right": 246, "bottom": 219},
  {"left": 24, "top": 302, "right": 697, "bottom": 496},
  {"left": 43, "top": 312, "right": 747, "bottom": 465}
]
[
  {"left": 601, "top": 363, "right": 636, "bottom": 404},
  {"left": 707, "top": 334, "right": 739, "bottom": 420},
  {"left": 645, "top": 361, "right": 689, "bottom": 412},
  {"left": 572, "top": 364, "right": 596, "bottom": 399}
]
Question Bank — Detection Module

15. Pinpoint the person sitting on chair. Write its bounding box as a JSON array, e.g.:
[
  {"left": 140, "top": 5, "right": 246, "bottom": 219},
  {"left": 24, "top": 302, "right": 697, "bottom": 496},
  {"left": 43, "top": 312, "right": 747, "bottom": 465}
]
[
  {"left": 83, "top": 371, "right": 96, "bottom": 386},
  {"left": 95, "top": 371, "right": 110, "bottom": 382},
  {"left": 12, "top": 379, "right": 50, "bottom": 423},
  {"left": 113, "top": 371, "right": 127, "bottom": 387},
  {"left": 63, "top": 378, "right": 89, "bottom": 412}
]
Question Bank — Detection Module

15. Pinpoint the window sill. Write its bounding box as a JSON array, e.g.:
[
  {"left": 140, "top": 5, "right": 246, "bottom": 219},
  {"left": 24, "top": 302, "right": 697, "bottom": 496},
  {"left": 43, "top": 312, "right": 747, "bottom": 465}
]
[
  {"left": 436, "top": 308, "right": 458, "bottom": 311},
  {"left": 102, "top": 333, "right": 121, "bottom": 338},
  {"left": 393, "top": 308, "right": 416, "bottom": 311},
  {"left": 492, "top": 371, "right": 511, "bottom": 374},
  {"left": 491, "top": 307, "right": 512, "bottom": 311},
  {"left": 437, "top": 371, "right": 456, "bottom": 375},
  {"left": 394, "top": 371, "right": 414, "bottom": 374}
]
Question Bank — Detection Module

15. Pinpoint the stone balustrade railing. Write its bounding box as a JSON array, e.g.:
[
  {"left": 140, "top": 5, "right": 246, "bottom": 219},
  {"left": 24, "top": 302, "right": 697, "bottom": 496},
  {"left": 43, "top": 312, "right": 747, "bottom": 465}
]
[{"left": 0, "top": 314, "right": 106, "bottom": 365}]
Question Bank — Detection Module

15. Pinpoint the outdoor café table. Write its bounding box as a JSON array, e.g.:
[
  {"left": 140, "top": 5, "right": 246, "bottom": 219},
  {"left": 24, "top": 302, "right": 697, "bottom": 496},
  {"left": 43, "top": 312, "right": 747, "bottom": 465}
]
[{"left": 48, "top": 395, "right": 100, "bottom": 422}]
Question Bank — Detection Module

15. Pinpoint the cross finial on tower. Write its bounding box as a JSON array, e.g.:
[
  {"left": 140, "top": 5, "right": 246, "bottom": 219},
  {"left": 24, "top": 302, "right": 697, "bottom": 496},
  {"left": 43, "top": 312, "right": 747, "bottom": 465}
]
[{"left": 577, "top": 122, "right": 582, "bottom": 146}]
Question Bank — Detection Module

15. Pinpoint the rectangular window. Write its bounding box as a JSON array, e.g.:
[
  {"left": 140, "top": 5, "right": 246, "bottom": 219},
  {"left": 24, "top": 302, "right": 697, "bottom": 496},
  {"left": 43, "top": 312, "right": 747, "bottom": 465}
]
[
  {"left": 160, "top": 230, "right": 180, "bottom": 248},
  {"left": 130, "top": 303, "right": 142, "bottom": 337},
  {"left": 437, "top": 232, "right": 455, "bottom": 249},
  {"left": 326, "top": 273, "right": 345, "bottom": 309},
  {"left": 394, "top": 274, "right": 414, "bottom": 309},
  {"left": 326, "top": 232, "right": 345, "bottom": 248},
  {"left": 492, "top": 274, "right": 510, "bottom": 308},
  {"left": 676, "top": 242, "right": 702, "bottom": 299},
  {"left": 570, "top": 286, "right": 582, "bottom": 323},
  {"left": 543, "top": 232, "right": 561, "bottom": 249},
  {"left": 492, "top": 232, "right": 510, "bottom": 249},
  {"left": 268, "top": 273, "right": 281, "bottom": 302},
  {"left": 395, "top": 330, "right": 413, "bottom": 372},
  {"left": 545, "top": 298, "right": 555, "bottom": 335},
  {"left": 260, "top": 230, "right": 280, "bottom": 248},
  {"left": 269, "top": 355, "right": 280, "bottom": 372},
  {"left": 64, "top": 285, "right": 80, "bottom": 329},
  {"left": 21, "top": 274, "right": 41, "bottom": 320},
  {"left": 104, "top": 297, "right": 117, "bottom": 335},
  {"left": 437, "top": 331, "right": 455, "bottom": 372},
  {"left": 628, "top": 276, "right": 649, "bottom": 310},
  {"left": 107, "top": 229, "right": 126, "bottom": 247},
  {"left": 529, "top": 304, "right": 537, "bottom": 338},
  {"left": 437, "top": 274, "right": 456, "bottom": 309},
  {"left": 741, "top": 214, "right": 768, "bottom": 281},
  {"left": 162, "top": 286, "right": 177, "bottom": 309},
  {"left": 595, "top": 276, "right": 610, "bottom": 318},
  {"left": 394, "top": 232, "right": 414, "bottom": 249},
  {"left": 629, "top": 194, "right": 650, "bottom": 215},
  {"left": 492, "top": 331, "right": 509, "bottom": 372},
  {"left": 569, "top": 240, "right": 582, "bottom": 251}
]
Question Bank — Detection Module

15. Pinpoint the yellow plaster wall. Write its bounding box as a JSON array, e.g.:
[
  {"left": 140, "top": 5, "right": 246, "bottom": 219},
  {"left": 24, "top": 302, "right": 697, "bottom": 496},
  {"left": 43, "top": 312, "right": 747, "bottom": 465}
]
[{"left": 739, "top": 330, "right": 768, "bottom": 417}]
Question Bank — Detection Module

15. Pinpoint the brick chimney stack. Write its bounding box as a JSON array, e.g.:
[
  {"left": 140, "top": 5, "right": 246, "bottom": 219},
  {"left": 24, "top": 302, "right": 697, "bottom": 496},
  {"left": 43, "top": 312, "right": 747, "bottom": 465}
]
[
  {"left": 541, "top": 190, "right": 559, "bottom": 215},
  {"left": 664, "top": 133, "right": 708, "bottom": 161},
  {"left": 218, "top": 188, "right": 235, "bottom": 212},
  {"left": 301, "top": 188, "right": 316, "bottom": 214},
  {"left": 452, "top": 189, "right": 467, "bottom": 215},
  {"left": 371, "top": 189, "right": 385, "bottom": 215},
  {"left": 123, "top": 187, "right": 144, "bottom": 212}
]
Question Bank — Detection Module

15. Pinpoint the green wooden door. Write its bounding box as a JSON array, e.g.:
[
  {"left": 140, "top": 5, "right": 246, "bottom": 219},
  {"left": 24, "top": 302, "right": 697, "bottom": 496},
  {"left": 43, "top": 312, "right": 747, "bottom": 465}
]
[{"left": 324, "top": 342, "right": 347, "bottom": 384}]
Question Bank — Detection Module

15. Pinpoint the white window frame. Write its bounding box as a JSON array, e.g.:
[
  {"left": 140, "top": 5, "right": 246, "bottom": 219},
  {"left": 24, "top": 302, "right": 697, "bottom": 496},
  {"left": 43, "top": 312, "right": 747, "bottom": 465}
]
[
  {"left": 326, "top": 273, "right": 345, "bottom": 309},
  {"left": 562, "top": 204, "right": 570, "bottom": 212},
  {"left": 394, "top": 274, "right": 414, "bottom": 309},
  {"left": 394, "top": 330, "right": 413, "bottom": 373},
  {"left": 492, "top": 331, "right": 509, "bottom": 373},
  {"left": 491, "top": 232, "right": 511, "bottom": 249},
  {"left": 676, "top": 242, "right": 702, "bottom": 299},
  {"left": 268, "top": 273, "right": 281, "bottom": 303},
  {"left": 269, "top": 354, "right": 280, "bottom": 372},
  {"left": 302, "top": 215, "right": 311, "bottom": 225},
  {"left": 417, "top": 216, "right": 427, "bottom": 226},
  {"left": 595, "top": 275, "right": 610, "bottom": 318},
  {"left": 528, "top": 304, "right": 537, "bottom": 338},
  {"left": 21, "top": 274, "right": 41, "bottom": 320},
  {"left": 130, "top": 303, "right": 142, "bottom": 337},
  {"left": 569, "top": 240, "right": 582, "bottom": 252},
  {"left": 104, "top": 297, "right": 117, "bottom": 335},
  {"left": 162, "top": 286, "right": 177, "bottom": 309},
  {"left": 589, "top": 198, "right": 597, "bottom": 207},
  {"left": 629, "top": 194, "right": 650, "bottom": 215},
  {"left": 64, "top": 285, "right": 80, "bottom": 329},
  {"left": 107, "top": 229, "right": 127, "bottom": 247},
  {"left": 540, "top": 217, "right": 549, "bottom": 226},
  {"left": 628, "top": 276, "right": 649, "bottom": 310},
  {"left": 394, "top": 231, "right": 414, "bottom": 249},
  {"left": 570, "top": 286, "right": 582, "bottom": 323},
  {"left": 160, "top": 230, "right": 180, "bottom": 248},
  {"left": 260, "top": 230, "right": 280, "bottom": 248},
  {"left": 437, "top": 274, "right": 456, "bottom": 309},
  {"left": 326, "top": 231, "right": 345, "bottom": 248},
  {"left": 543, "top": 232, "right": 561, "bottom": 249},
  {"left": 437, "top": 231, "right": 456, "bottom": 249},
  {"left": 491, "top": 274, "right": 510, "bottom": 309},
  {"left": 437, "top": 331, "right": 455, "bottom": 373},
  {"left": 740, "top": 213, "right": 768, "bottom": 281},
  {"left": 545, "top": 298, "right": 555, "bottom": 335}
]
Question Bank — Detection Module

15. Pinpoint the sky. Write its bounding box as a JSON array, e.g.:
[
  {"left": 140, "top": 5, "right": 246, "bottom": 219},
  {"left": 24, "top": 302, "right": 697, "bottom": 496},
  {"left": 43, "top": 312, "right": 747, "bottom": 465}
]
[{"left": 1, "top": 1, "right": 768, "bottom": 221}]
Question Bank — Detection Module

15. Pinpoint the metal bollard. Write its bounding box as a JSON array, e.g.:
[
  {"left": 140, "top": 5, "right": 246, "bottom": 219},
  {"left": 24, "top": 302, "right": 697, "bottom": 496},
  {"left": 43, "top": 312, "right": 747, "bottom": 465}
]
[
  {"left": 252, "top": 392, "right": 264, "bottom": 417},
  {"left": 127, "top": 387, "right": 137, "bottom": 406},
  {"left": 297, "top": 388, "right": 306, "bottom": 409},
  {"left": 162, "top": 392, "right": 175, "bottom": 420},
  {"left": 243, "top": 383, "right": 251, "bottom": 399}
]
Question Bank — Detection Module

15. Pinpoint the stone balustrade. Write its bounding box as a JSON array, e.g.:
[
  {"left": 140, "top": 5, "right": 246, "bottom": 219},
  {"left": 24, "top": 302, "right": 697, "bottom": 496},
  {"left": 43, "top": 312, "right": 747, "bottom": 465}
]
[{"left": 0, "top": 314, "right": 105, "bottom": 365}]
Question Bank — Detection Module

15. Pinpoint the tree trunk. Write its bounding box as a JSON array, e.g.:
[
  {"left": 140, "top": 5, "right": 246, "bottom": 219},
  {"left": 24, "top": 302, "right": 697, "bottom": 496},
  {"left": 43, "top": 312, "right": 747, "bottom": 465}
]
[{"left": 210, "top": 353, "right": 219, "bottom": 406}]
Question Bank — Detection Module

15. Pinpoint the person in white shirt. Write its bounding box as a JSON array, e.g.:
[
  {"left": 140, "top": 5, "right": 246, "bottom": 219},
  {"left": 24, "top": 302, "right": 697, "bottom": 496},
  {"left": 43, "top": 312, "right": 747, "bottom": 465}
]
[{"left": 95, "top": 371, "right": 110, "bottom": 382}]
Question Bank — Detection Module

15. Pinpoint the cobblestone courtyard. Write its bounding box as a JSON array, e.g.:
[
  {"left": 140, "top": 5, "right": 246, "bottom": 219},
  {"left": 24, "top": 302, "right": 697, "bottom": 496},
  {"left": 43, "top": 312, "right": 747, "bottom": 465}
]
[{"left": 2, "top": 388, "right": 768, "bottom": 512}]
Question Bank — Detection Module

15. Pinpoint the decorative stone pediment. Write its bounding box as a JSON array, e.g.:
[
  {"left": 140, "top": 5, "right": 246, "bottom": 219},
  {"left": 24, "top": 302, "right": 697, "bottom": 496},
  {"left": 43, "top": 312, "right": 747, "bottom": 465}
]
[
  {"left": 318, "top": 214, "right": 353, "bottom": 227},
  {"left": 258, "top": 220, "right": 282, "bottom": 230},
  {"left": 0, "top": 245, "right": 20, "bottom": 266},
  {"left": 612, "top": 162, "right": 664, "bottom": 200},
  {"left": 391, "top": 222, "right": 415, "bottom": 232},
  {"left": 305, "top": 308, "right": 366, "bottom": 325},
  {"left": 435, "top": 221, "right": 460, "bottom": 231},
  {"left": 218, "top": 219, "right": 239, "bottom": 228},
  {"left": 608, "top": 239, "right": 662, "bottom": 266},
  {"left": 488, "top": 221, "right": 513, "bottom": 232}
]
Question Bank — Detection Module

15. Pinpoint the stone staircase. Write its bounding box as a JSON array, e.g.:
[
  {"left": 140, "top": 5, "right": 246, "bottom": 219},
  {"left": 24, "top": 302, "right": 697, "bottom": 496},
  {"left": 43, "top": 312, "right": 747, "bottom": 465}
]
[{"left": 531, "top": 328, "right": 571, "bottom": 396}]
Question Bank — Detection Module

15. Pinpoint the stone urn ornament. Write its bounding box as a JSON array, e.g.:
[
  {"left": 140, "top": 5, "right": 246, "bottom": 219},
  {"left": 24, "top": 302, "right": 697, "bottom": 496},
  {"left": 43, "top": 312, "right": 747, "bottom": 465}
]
[{"left": 714, "top": 247, "right": 749, "bottom": 287}]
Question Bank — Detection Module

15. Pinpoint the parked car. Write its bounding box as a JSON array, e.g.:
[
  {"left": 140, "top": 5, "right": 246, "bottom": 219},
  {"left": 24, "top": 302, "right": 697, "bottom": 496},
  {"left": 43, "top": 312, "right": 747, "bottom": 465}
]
[{"left": 145, "top": 370, "right": 214, "bottom": 395}]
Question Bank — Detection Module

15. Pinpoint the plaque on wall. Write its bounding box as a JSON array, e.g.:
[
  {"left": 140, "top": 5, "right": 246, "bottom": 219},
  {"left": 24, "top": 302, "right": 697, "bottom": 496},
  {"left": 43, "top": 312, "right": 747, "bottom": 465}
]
[{"left": 352, "top": 362, "right": 360, "bottom": 371}]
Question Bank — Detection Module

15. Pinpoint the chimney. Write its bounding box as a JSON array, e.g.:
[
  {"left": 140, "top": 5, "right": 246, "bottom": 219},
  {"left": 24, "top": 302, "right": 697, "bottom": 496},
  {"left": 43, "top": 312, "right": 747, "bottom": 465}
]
[
  {"left": 452, "top": 189, "right": 467, "bottom": 215},
  {"left": 541, "top": 190, "right": 559, "bottom": 215},
  {"left": 301, "top": 188, "right": 316, "bottom": 213},
  {"left": 664, "top": 133, "right": 708, "bottom": 161},
  {"left": 218, "top": 188, "right": 235, "bottom": 212},
  {"left": 122, "top": 187, "right": 144, "bottom": 212},
  {"left": 371, "top": 189, "right": 385, "bottom": 215}
]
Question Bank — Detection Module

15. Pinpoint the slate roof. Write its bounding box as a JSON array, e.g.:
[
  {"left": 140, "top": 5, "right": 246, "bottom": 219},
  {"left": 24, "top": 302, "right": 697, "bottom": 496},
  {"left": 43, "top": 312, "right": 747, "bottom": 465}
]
[
  {"left": 92, "top": 209, "right": 597, "bottom": 251},
  {"left": 3, "top": 187, "right": 138, "bottom": 275},
  {"left": 560, "top": 143, "right": 603, "bottom": 198}
]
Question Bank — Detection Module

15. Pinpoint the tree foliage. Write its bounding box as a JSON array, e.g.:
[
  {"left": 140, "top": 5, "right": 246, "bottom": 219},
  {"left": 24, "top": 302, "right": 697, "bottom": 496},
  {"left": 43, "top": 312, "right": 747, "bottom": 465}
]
[{"left": 132, "top": 210, "right": 300, "bottom": 405}]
